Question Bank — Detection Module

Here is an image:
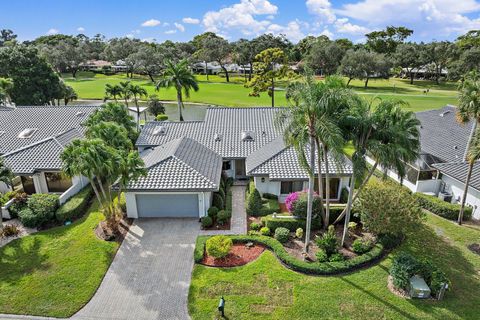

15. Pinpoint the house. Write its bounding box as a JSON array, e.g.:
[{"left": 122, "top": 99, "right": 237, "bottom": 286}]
[
  {"left": 0, "top": 105, "right": 98, "bottom": 217},
  {"left": 126, "top": 107, "right": 353, "bottom": 218},
  {"left": 369, "top": 105, "right": 480, "bottom": 219}
]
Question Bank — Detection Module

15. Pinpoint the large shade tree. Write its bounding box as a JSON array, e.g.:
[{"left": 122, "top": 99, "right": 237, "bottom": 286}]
[{"left": 156, "top": 59, "right": 199, "bottom": 122}]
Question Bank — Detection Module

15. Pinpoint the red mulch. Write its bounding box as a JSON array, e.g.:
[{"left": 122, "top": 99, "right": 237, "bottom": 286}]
[
  {"left": 279, "top": 203, "right": 288, "bottom": 213},
  {"left": 202, "top": 243, "right": 265, "bottom": 267}
]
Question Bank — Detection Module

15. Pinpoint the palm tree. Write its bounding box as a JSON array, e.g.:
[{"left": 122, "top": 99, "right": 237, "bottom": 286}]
[
  {"left": 338, "top": 98, "right": 420, "bottom": 246},
  {"left": 116, "top": 152, "right": 147, "bottom": 209},
  {"left": 0, "top": 77, "right": 13, "bottom": 106},
  {"left": 86, "top": 121, "right": 133, "bottom": 151},
  {"left": 119, "top": 81, "right": 132, "bottom": 107},
  {"left": 457, "top": 71, "right": 480, "bottom": 225},
  {"left": 105, "top": 84, "right": 123, "bottom": 102},
  {"left": 128, "top": 84, "right": 147, "bottom": 130},
  {"left": 156, "top": 59, "right": 199, "bottom": 122}
]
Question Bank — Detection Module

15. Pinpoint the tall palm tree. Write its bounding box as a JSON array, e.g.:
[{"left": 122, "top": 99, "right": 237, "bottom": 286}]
[
  {"left": 338, "top": 98, "right": 420, "bottom": 246},
  {"left": 105, "top": 84, "right": 123, "bottom": 102},
  {"left": 119, "top": 81, "right": 132, "bottom": 107},
  {"left": 458, "top": 128, "right": 480, "bottom": 224},
  {"left": 116, "top": 152, "right": 147, "bottom": 209},
  {"left": 0, "top": 77, "right": 13, "bottom": 106},
  {"left": 457, "top": 71, "right": 480, "bottom": 225},
  {"left": 156, "top": 59, "right": 199, "bottom": 122},
  {"left": 86, "top": 121, "right": 133, "bottom": 151},
  {"left": 128, "top": 84, "right": 147, "bottom": 130}
]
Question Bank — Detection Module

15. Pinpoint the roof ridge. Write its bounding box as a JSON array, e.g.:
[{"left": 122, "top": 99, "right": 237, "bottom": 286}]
[{"left": 173, "top": 156, "right": 216, "bottom": 187}]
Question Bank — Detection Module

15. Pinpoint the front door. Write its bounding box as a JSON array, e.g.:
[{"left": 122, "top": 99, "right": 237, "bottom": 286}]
[{"left": 235, "top": 159, "right": 247, "bottom": 179}]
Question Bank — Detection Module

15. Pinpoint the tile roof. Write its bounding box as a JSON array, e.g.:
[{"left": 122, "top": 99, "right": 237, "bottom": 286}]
[
  {"left": 247, "top": 138, "right": 353, "bottom": 180},
  {"left": 433, "top": 161, "right": 480, "bottom": 192},
  {"left": 0, "top": 105, "right": 97, "bottom": 155},
  {"left": 126, "top": 137, "right": 223, "bottom": 191},
  {"left": 2, "top": 128, "right": 83, "bottom": 174},
  {"left": 416, "top": 105, "right": 472, "bottom": 163}
]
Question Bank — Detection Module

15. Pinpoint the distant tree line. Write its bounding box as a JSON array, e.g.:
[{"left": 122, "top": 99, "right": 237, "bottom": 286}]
[{"left": 1, "top": 26, "right": 480, "bottom": 105}]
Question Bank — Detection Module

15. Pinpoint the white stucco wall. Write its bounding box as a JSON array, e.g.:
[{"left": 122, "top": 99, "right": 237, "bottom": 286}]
[
  {"left": 441, "top": 174, "right": 480, "bottom": 220},
  {"left": 125, "top": 191, "right": 211, "bottom": 219}
]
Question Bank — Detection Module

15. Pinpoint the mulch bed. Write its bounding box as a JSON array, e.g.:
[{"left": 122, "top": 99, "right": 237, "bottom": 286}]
[
  {"left": 202, "top": 218, "right": 231, "bottom": 231},
  {"left": 387, "top": 275, "right": 410, "bottom": 299},
  {"left": 95, "top": 216, "right": 133, "bottom": 243},
  {"left": 468, "top": 243, "right": 480, "bottom": 256},
  {"left": 202, "top": 243, "right": 265, "bottom": 267}
]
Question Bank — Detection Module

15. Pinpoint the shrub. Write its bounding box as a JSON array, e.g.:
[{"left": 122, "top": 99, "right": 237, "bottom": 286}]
[
  {"left": 340, "top": 187, "right": 349, "bottom": 203},
  {"left": 246, "top": 188, "right": 263, "bottom": 216},
  {"left": 27, "top": 193, "right": 59, "bottom": 222},
  {"left": 207, "top": 207, "right": 219, "bottom": 219},
  {"left": 378, "top": 233, "right": 403, "bottom": 250},
  {"left": 355, "top": 180, "right": 425, "bottom": 236},
  {"left": 390, "top": 252, "right": 421, "bottom": 290},
  {"left": 348, "top": 222, "right": 358, "bottom": 232},
  {"left": 206, "top": 235, "right": 233, "bottom": 259},
  {"left": 274, "top": 227, "right": 290, "bottom": 243},
  {"left": 201, "top": 216, "right": 213, "bottom": 228},
  {"left": 8, "top": 192, "right": 28, "bottom": 218},
  {"left": 250, "top": 222, "right": 261, "bottom": 231},
  {"left": 260, "top": 227, "right": 270, "bottom": 236},
  {"left": 155, "top": 114, "right": 168, "bottom": 121},
  {"left": 259, "top": 198, "right": 281, "bottom": 216},
  {"left": 316, "top": 249, "right": 328, "bottom": 262},
  {"left": 285, "top": 192, "right": 299, "bottom": 212},
  {"left": 430, "top": 270, "right": 450, "bottom": 296},
  {"left": 212, "top": 193, "right": 224, "bottom": 210},
  {"left": 261, "top": 214, "right": 322, "bottom": 232},
  {"left": 217, "top": 210, "right": 230, "bottom": 225},
  {"left": 262, "top": 192, "right": 278, "bottom": 200},
  {"left": 295, "top": 227, "right": 304, "bottom": 238},
  {"left": 56, "top": 187, "right": 93, "bottom": 223},
  {"left": 329, "top": 253, "right": 345, "bottom": 262},
  {"left": 290, "top": 192, "right": 323, "bottom": 218},
  {"left": 414, "top": 192, "right": 472, "bottom": 221},
  {"left": 1, "top": 224, "right": 19, "bottom": 237},
  {"left": 316, "top": 225, "right": 338, "bottom": 256},
  {"left": 218, "top": 188, "right": 226, "bottom": 202},
  {"left": 352, "top": 238, "right": 373, "bottom": 254},
  {"left": 18, "top": 207, "right": 37, "bottom": 228}
]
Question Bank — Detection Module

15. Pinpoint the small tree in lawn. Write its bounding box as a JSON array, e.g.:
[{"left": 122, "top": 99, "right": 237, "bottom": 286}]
[
  {"left": 354, "top": 180, "right": 425, "bottom": 237},
  {"left": 246, "top": 188, "right": 263, "bottom": 216},
  {"left": 247, "top": 48, "right": 291, "bottom": 108}
]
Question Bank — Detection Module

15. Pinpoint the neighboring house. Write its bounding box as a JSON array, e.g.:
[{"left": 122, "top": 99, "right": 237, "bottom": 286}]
[
  {"left": 0, "top": 106, "right": 98, "bottom": 217},
  {"left": 369, "top": 105, "right": 480, "bottom": 219},
  {"left": 126, "top": 107, "right": 353, "bottom": 219}
]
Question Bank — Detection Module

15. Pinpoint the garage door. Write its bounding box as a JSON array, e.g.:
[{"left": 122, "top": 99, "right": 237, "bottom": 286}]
[{"left": 136, "top": 194, "right": 199, "bottom": 218}]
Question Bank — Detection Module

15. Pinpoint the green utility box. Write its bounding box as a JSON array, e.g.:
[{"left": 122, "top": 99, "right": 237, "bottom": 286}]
[{"left": 409, "top": 275, "right": 431, "bottom": 299}]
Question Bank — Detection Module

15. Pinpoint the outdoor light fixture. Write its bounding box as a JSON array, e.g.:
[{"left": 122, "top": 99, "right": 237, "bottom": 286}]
[{"left": 261, "top": 177, "right": 265, "bottom": 183}]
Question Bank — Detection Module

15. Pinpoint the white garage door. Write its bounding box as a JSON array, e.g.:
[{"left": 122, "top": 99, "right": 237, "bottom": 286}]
[{"left": 135, "top": 194, "right": 199, "bottom": 218}]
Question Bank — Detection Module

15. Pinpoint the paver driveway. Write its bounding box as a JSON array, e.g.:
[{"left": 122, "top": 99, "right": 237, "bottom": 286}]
[{"left": 74, "top": 218, "right": 199, "bottom": 320}]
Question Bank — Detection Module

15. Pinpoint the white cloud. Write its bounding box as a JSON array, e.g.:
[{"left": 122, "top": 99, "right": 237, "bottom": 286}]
[
  {"left": 46, "top": 28, "right": 59, "bottom": 35},
  {"left": 203, "top": 0, "right": 278, "bottom": 37},
  {"left": 165, "top": 30, "right": 177, "bottom": 34},
  {"left": 141, "top": 19, "right": 161, "bottom": 27},
  {"left": 267, "top": 20, "right": 306, "bottom": 42},
  {"left": 163, "top": 22, "right": 170, "bottom": 27},
  {"left": 306, "top": 0, "right": 336, "bottom": 23},
  {"left": 142, "top": 37, "right": 156, "bottom": 43},
  {"left": 174, "top": 22, "right": 185, "bottom": 32},
  {"left": 183, "top": 17, "right": 200, "bottom": 24},
  {"left": 334, "top": 18, "right": 370, "bottom": 35},
  {"left": 77, "top": 27, "right": 85, "bottom": 32}
]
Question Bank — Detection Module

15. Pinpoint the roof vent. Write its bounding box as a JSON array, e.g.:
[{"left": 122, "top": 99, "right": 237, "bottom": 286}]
[
  {"left": 453, "top": 145, "right": 458, "bottom": 150},
  {"left": 76, "top": 111, "right": 86, "bottom": 117},
  {"left": 152, "top": 126, "right": 167, "bottom": 136},
  {"left": 214, "top": 133, "right": 222, "bottom": 142},
  {"left": 439, "top": 110, "right": 451, "bottom": 117},
  {"left": 18, "top": 128, "right": 37, "bottom": 139},
  {"left": 241, "top": 130, "right": 254, "bottom": 141}
]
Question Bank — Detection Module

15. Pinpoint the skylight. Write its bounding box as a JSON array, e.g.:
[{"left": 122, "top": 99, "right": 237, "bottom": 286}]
[
  {"left": 241, "top": 130, "right": 254, "bottom": 141},
  {"left": 18, "top": 128, "right": 37, "bottom": 139},
  {"left": 76, "top": 111, "right": 86, "bottom": 117},
  {"left": 152, "top": 126, "right": 167, "bottom": 136},
  {"left": 214, "top": 133, "right": 222, "bottom": 142}
]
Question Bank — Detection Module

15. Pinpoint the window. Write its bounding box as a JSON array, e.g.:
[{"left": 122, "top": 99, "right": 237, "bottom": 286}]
[
  {"left": 45, "top": 172, "right": 73, "bottom": 193},
  {"left": 418, "top": 170, "right": 438, "bottom": 181},
  {"left": 222, "top": 161, "right": 231, "bottom": 170},
  {"left": 314, "top": 178, "right": 340, "bottom": 199},
  {"left": 21, "top": 176, "right": 36, "bottom": 195},
  {"left": 18, "top": 128, "right": 37, "bottom": 139},
  {"left": 280, "top": 181, "right": 304, "bottom": 194}
]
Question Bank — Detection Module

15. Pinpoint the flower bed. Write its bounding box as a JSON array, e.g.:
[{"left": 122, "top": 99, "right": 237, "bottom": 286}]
[
  {"left": 195, "top": 234, "right": 386, "bottom": 275},
  {"left": 202, "top": 243, "right": 266, "bottom": 267}
]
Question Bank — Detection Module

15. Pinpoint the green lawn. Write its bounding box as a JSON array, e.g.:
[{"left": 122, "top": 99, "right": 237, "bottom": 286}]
[
  {"left": 0, "top": 201, "right": 118, "bottom": 317},
  {"left": 188, "top": 213, "right": 480, "bottom": 320},
  {"left": 65, "top": 72, "right": 458, "bottom": 111}
]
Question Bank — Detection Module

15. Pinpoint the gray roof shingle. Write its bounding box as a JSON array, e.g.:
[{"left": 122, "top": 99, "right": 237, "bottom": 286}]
[
  {"left": 126, "top": 137, "right": 223, "bottom": 191},
  {"left": 433, "top": 161, "right": 480, "bottom": 192}
]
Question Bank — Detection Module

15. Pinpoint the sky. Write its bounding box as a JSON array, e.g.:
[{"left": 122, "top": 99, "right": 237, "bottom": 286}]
[{"left": 1, "top": 0, "right": 480, "bottom": 43}]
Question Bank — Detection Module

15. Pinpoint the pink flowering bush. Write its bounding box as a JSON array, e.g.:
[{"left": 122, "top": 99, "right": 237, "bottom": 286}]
[
  {"left": 285, "top": 190, "right": 323, "bottom": 218},
  {"left": 285, "top": 192, "right": 299, "bottom": 212}
]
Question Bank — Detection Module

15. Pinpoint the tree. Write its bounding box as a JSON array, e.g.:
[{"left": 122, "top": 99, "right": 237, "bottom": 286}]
[
  {"left": 60, "top": 83, "right": 78, "bottom": 105},
  {"left": 147, "top": 94, "right": 165, "bottom": 116},
  {"left": 119, "top": 81, "right": 132, "bottom": 107},
  {"left": 233, "top": 39, "right": 256, "bottom": 81},
  {"left": 393, "top": 43, "right": 422, "bottom": 84},
  {"left": 456, "top": 30, "right": 480, "bottom": 49},
  {"left": 306, "top": 41, "right": 346, "bottom": 76},
  {"left": 0, "top": 29, "right": 17, "bottom": 47},
  {"left": 0, "top": 77, "right": 13, "bottom": 106},
  {"left": 421, "top": 41, "right": 453, "bottom": 84},
  {"left": 103, "top": 37, "right": 140, "bottom": 76},
  {"left": 129, "top": 44, "right": 164, "bottom": 82},
  {"left": 201, "top": 35, "right": 233, "bottom": 82},
  {"left": 247, "top": 48, "right": 290, "bottom": 108},
  {"left": 86, "top": 121, "right": 133, "bottom": 151},
  {"left": 448, "top": 46, "right": 480, "bottom": 80},
  {"left": 156, "top": 59, "right": 199, "bottom": 122},
  {"left": 104, "top": 84, "right": 123, "bottom": 102},
  {"left": 128, "top": 84, "right": 147, "bottom": 130},
  {"left": 0, "top": 157, "right": 13, "bottom": 189},
  {"left": 366, "top": 26, "right": 413, "bottom": 54},
  {"left": 339, "top": 49, "right": 390, "bottom": 87},
  {"left": 0, "top": 45, "right": 62, "bottom": 105},
  {"left": 115, "top": 151, "right": 147, "bottom": 210},
  {"left": 337, "top": 99, "right": 420, "bottom": 245},
  {"left": 457, "top": 71, "right": 480, "bottom": 225}
]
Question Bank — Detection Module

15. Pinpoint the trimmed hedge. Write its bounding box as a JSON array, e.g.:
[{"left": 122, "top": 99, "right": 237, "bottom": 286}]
[
  {"left": 414, "top": 192, "right": 472, "bottom": 221},
  {"left": 55, "top": 186, "right": 93, "bottom": 223},
  {"left": 261, "top": 214, "right": 322, "bottom": 232},
  {"left": 194, "top": 234, "right": 386, "bottom": 275}
]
